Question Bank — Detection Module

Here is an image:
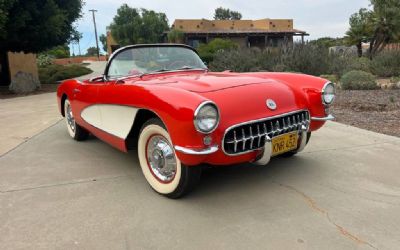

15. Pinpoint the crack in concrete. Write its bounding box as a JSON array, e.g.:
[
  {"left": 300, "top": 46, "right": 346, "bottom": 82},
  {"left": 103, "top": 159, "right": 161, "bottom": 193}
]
[{"left": 273, "top": 181, "right": 379, "bottom": 250}]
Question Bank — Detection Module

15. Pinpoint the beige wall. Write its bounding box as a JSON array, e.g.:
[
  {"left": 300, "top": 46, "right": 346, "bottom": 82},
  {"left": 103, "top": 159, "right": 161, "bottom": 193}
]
[
  {"left": 7, "top": 52, "right": 39, "bottom": 80},
  {"left": 7, "top": 52, "right": 40, "bottom": 93},
  {"left": 106, "top": 31, "right": 118, "bottom": 55},
  {"left": 172, "top": 18, "right": 295, "bottom": 32}
]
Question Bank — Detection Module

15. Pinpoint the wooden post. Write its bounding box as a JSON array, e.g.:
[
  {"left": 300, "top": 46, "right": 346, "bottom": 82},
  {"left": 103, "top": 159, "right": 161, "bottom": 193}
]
[{"left": 265, "top": 35, "right": 268, "bottom": 48}]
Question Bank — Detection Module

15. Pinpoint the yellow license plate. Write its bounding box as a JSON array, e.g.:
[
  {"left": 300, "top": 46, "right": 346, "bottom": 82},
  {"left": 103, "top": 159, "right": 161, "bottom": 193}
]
[{"left": 271, "top": 132, "right": 298, "bottom": 156}]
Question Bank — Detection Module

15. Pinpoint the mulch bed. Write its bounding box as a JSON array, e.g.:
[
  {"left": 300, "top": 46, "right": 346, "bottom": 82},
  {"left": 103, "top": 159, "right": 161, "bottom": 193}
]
[
  {"left": 331, "top": 89, "right": 400, "bottom": 137},
  {"left": 0, "top": 84, "right": 59, "bottom": 99}
]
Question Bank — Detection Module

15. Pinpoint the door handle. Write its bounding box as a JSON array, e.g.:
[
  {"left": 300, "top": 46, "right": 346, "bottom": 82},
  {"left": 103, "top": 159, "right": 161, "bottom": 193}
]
[{"left": 73, "top": 88, "right": 81, "bottom": 93}]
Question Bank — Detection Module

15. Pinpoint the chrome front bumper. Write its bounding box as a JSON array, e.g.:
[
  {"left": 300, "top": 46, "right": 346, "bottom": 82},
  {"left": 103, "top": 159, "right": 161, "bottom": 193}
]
[
  {"left": 255, "top": 124, "right": 308, "bottom": 165},
  {"left": 174, "top": 145, "right": 219, "bottom": 155},
  {"left": 311, "top": 114, "right": 335, "bottom": 121}
]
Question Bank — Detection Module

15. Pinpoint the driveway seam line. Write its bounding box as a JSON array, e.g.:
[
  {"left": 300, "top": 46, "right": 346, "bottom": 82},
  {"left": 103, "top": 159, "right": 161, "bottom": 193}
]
[
  {"left": 0, "top": 175, "right": 129, "bottom": 194},
  {"left": 0, "top": 119, "right": 63, "bottom": 158}
]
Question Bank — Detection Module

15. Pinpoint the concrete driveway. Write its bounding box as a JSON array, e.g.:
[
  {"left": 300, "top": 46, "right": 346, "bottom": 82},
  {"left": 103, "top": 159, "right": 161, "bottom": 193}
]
[{"left": 1, "top": 93, "right": 400, "bottom": 250}]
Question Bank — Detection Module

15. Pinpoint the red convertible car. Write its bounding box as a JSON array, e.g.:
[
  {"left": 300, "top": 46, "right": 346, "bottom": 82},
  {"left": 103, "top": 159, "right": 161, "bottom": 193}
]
[{"left": 57, "top": 44, "right": 335, "bottom": 198}]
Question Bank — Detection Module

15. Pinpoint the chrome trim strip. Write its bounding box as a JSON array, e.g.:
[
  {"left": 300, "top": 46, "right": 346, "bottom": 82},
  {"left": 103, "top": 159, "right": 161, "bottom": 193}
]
[
  {"left": 222, "top": 109, "right": 310, "bottom": 156},
  {"left": 174, "top": 145, "right": 219, "bottom": 155},
  {"left": 311, "top": 114, "right": 335, "bottom": 121}
]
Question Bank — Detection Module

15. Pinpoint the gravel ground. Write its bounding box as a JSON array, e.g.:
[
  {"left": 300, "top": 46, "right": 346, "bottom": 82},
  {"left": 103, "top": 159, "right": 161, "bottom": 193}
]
[{"left": 331, "top": 89, "right": 400, "bottom": 137}]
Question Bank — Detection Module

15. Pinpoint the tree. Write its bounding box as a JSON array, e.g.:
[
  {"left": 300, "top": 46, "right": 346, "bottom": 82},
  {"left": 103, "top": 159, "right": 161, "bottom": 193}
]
[
  {"left": 345, "top": 8, "right": 373, "bottom": 57},
  {"left": 214, "top": 7, "right": 242, "bottom": 20},
  {"left": 70, "top": 29, "right": 83, "bottom": 56},
  {"left": 309, "top": 37, "right": 346, "bottom": 48},
  {"left": 108, "top": 4, "right": 169, "bottom": 46},
  {"left": 0, "top": 0, "right": 83, "bottom": 53},
  {"left": 197, "top": 38, "right": 238, "bottom": 63},
  {"left": 86, "top": 47, "right": 99, "bottom": 56},
  {"left": 99, "top": 34, "right": 107, "bottom": 53},
  {"left": 45, "top": 45, "right": 70, "bottom": 58},
  {"left": 167, "top": 29, "right": 184, "bottom": 43},
  {"left": 368, "top": 0, "right": 400, "bottom": 57}
]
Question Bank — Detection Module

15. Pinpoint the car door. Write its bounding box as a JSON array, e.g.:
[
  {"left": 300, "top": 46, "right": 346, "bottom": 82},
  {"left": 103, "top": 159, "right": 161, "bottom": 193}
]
[{"left": 93, "top": 79, "right": 139, "bottom": 142}]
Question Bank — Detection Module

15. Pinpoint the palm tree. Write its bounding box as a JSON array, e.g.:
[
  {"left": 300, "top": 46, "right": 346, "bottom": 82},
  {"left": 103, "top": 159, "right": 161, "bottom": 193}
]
[
  {"left": 345, "top": 8, "right": 373, "bottom": 57},
  {"left": 368, "top": 0, "right": 400, "bottom": 57}
]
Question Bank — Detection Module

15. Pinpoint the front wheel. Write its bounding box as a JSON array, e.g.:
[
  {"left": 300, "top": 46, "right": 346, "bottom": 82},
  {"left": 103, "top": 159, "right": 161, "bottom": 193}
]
[
  {"left": 64, "top": 98, "right": 89, "bottom": 141},
  {"left": 137, "top": 118, "right": 201, "bottom": 198}
]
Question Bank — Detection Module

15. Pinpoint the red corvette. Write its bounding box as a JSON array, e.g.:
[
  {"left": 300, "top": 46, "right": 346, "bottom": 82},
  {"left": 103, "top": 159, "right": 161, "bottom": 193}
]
[{"left": 57, "top": 44, "right": 335, "bottom": 198}]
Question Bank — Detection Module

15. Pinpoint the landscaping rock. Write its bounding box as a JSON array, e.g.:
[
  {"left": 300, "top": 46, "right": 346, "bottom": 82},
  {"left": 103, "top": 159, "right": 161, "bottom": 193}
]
[{"left": 9, "top": 71, "right": 41, "bottom": 94}]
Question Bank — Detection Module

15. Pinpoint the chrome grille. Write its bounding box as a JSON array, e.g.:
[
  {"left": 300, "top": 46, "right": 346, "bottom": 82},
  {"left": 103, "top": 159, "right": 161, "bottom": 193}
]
[{"left": 223, "top": 110, "right": 310, "bottom": 155}]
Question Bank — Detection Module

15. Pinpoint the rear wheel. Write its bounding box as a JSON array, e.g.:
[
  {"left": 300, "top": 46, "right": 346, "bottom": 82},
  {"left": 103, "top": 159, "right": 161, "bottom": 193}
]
[
  {"left": 64, "top": 98, "right": 89, "bottom": 141},
  {"left": 138, "top": 118, "right": 201, "bottom": 198}
]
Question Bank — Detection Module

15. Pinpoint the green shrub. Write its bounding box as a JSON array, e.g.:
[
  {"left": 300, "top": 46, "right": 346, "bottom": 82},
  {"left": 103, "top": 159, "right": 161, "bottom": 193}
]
[
  {"left": 197, "top": 38, "right": 238, "bottom": 63},
  {"left": 167, "top": 29, "right": 184, "bottom": 43},
  {"left": 209, "top": 47, "right": 263, "bottom": 72},
  {"left": 320, "top": 74, "right": 338, "bottom": 83},
  {"left": 340, "top": 70, "right": 379, "bottom": 90},
  {"left": 37, "top": 54, "right": 54, "bottom": 67},
  {"left": 370, "top": 50, "right": 400, "bottom": 77},
  {"left": 348, "top": 57, "right": 372, "bottom": 73},
  {"left": 39, "top": 64, "right": 92, "bottom": 84},
  {"left": 281, "top": 44, "right": 331, "bottom": 76}
]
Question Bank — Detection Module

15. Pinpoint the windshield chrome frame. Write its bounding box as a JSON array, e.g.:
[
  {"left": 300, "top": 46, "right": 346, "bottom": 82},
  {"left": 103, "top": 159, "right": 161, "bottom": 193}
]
[{"left": 103, "top": 44, "right": 207, "bottom": 81}]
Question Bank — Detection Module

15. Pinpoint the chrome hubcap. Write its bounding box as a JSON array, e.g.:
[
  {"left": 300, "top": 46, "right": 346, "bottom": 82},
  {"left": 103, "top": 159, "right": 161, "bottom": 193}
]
[
  {"left": 66, "top": 103, "right": 75, "bottom": 133},
  {"left": 146, "top": 135, "right": 177, "bottom": 182}
]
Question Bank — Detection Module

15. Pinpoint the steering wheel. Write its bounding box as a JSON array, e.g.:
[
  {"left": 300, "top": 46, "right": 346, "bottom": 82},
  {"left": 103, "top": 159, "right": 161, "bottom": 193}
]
[
  {"left": 168, "top": 61, "right": 186, "bottom": 70},
  {"left": 128, "top": 69, "right": 142, "bottom": 75}
]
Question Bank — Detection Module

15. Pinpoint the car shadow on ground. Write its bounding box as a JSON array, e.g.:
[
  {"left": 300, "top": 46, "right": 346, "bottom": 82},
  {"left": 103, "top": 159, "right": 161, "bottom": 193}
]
[{"left": 67, "top": 128, "right": 322, "bottom": 202}]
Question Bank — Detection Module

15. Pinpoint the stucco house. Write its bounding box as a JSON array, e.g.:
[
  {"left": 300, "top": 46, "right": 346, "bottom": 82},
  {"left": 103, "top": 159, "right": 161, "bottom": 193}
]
[{"left": 167, "top": 18, "right": 309, "bottom": 48}]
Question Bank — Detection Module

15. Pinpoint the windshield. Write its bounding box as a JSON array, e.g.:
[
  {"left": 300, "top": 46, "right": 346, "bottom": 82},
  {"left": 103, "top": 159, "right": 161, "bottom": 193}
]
[{"left": 107, "top": 46, "right": 207, "bottom": 78}]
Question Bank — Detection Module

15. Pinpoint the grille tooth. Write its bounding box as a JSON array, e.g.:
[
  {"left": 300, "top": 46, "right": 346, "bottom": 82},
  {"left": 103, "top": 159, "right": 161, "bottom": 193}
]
[
  {"left": 223, "top": 110, "right": 310, "bottom": 155},
  {"left": 233, "top": 130, "right": 238, "bottom": 153},
  {"left": 242, "top": 128, "right": 246, "bottom": 151}
]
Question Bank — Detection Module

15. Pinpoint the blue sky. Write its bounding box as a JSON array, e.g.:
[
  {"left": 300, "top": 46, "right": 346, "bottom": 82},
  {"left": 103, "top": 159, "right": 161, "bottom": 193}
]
[{"left": 71, "top": 0, "right": 371, "bottom": 55}]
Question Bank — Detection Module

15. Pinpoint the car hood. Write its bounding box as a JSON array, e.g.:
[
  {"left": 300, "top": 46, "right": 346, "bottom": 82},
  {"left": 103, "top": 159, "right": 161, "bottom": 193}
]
[
  {"left": 132, "top": 71, "right": 309, "bottom": 125},
  {"left": 135, "top": 72, "right": 271, "bottom": 93}
]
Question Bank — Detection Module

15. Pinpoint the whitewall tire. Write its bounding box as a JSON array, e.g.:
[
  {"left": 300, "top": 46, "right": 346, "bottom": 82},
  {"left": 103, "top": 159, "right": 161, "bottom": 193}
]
[
  {"left": 138, "top": 118, "right": 201, "bottom": 198},
  {"left": 64, "top": 98, "right": 89, "bottom": 141}
]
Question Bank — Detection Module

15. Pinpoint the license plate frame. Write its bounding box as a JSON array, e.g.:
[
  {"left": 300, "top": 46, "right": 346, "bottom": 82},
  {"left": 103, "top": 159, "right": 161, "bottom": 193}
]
[{"left": 271, "top": 132, "right": 299, "bottom": 156}]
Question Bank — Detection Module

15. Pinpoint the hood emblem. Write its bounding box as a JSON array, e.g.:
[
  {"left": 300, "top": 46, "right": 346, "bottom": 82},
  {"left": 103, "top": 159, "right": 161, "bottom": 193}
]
[{"left": 266, "top": 99, "right": 277, "bottom": 110}]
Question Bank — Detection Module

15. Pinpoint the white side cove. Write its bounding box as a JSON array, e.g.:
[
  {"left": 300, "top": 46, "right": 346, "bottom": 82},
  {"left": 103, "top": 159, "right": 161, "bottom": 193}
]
[{"left": 81, "top": 104, "right": 139, "bottom": 139}]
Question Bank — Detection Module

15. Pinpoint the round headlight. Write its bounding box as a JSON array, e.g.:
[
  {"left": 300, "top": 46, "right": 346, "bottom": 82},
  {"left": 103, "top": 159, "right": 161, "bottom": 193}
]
[
  {"left": 194, "top": 101, "right": 219, "bottom": 133},
  {"left": 322, "top": 82, "right": 335, "bottom": 105}
]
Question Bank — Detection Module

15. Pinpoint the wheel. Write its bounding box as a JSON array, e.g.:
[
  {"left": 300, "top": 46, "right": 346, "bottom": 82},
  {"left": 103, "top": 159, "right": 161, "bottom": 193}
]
[
  {"left": 138, "top": 118, "right": 201, "bottom": 198},
  {"left": 280, "top": 132, "right": 311, "bottom": 157},
  {"left": 64, "top": 98, "right": 89, "bottom": 141}
]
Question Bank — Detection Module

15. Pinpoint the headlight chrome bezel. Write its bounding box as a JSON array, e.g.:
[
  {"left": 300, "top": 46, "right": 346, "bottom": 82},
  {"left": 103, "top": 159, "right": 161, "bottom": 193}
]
[
  {"left": 194, "top": 101, "right": 220, "bottom": 134},
  {"left": 321, "top": 82, "right": 335, "bottom": 105}
]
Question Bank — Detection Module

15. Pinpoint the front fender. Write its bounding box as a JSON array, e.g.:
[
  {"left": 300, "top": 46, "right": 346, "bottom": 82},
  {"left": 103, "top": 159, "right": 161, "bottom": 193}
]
[{"left": 243, "top": 72, "right": 330, "bottom": 131}]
